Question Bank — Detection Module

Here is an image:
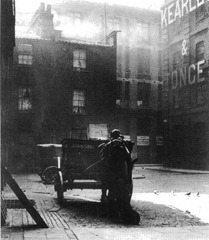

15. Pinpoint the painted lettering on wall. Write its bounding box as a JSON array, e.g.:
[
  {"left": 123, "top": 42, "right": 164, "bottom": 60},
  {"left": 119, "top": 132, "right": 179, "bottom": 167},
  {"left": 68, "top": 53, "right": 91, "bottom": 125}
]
[
  {"left": 161, "top": 0, "right": 208, "bottom": 28},
  {"left": 170, "top": 60, "right": 205, "bottom": 89}
]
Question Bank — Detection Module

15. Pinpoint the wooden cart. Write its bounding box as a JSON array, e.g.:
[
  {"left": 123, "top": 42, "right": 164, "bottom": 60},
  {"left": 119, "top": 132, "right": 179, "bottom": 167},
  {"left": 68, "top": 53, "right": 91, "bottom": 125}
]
[{"left": 54, "top": 138, "right": 108, "bottom": 204}]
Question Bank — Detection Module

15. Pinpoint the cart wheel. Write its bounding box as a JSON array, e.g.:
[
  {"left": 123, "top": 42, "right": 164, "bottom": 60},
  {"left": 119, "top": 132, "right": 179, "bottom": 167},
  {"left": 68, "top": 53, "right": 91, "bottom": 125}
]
[
  {"left": 56, "top": 171, "right": 64, "bottom": 205},
  {"left": 41, "top": 166, "right": 59, "bottom": 184}
]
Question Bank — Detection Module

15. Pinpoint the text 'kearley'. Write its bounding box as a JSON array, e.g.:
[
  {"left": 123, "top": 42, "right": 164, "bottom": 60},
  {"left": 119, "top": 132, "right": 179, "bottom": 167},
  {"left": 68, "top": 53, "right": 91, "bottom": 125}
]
[{"left": 161, "top": 0, "right": 208, "bottom": 28}]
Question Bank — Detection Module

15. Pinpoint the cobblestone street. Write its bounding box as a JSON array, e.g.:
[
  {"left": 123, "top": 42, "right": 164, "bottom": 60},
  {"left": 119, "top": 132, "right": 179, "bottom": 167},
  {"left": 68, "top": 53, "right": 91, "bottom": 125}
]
[
  {"left": 43, "top": 167, "right": 209, "bottom": 228},
  {"left": 2, "top": 168, "right": 209, "bottom": 239}
]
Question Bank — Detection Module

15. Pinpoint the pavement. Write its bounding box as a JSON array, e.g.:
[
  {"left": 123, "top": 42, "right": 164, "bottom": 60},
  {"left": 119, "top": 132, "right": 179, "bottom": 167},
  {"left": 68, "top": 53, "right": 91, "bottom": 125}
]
[{"left": 1, "top": 168, "right": 209, "bottom": 240}]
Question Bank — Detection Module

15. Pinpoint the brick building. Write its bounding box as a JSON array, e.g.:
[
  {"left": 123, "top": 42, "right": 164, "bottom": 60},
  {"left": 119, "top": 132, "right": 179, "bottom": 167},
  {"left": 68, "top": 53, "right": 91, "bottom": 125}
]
[
  {"left": 1, "top": 0, "right": 16, "bottom": 168},
  {"left": 48, "top": 1, "right": 163, "bottom": 163},
  {"left": 10, "top": 4, "right": 117, "bottom": 172},
  {"left": 161, "top": 0, "right": 209, "bottom": 169}
]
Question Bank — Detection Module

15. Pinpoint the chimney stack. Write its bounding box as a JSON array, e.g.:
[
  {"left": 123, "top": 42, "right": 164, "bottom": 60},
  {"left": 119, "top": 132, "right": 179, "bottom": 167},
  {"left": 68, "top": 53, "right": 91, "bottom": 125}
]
[
  {"left": 40, "top": 2, "right": 45, "bottom": 12},
  {"left": 46, "top": 4, "right": 51, "bottom": 14},
  {"left": 30, "top": 3, "right": 55, "bottom": 40}
]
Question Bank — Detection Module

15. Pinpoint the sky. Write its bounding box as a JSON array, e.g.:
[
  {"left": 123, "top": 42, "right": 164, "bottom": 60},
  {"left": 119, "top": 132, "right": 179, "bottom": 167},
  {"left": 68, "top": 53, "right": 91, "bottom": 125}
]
[{"left": 16, "top": 0, "right": 164, "bottom": 13}]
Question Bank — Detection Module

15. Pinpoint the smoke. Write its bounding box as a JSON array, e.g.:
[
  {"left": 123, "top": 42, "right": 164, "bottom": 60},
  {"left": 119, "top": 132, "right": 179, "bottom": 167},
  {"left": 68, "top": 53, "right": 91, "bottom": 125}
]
[{"left": 53, "top": 13, "right": 102, "bottom": 41}]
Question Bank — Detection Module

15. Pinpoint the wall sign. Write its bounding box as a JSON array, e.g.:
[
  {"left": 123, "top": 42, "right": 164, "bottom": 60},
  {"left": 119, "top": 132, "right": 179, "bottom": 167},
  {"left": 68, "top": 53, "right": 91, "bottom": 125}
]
[
  {"left": 181, "top": 39, "right": 188, "bottom": 56},
  {"left": 88, "top": 124, "right": 108, "bottom": 140},
  {"left": 170, "top": 59, "right": 205, "bottom": 90},
  {"left": 161, "top": 0, "right": 208, "bottom": 28},
  {"left": 137, "top": 136, "right": 150, "bottom": 146}
]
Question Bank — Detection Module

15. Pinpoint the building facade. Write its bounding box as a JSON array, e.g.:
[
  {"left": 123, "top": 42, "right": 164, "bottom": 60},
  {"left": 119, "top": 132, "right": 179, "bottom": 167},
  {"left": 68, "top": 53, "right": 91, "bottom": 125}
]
[
  {"left": 161, "top": 0, "right": 209, "bottom": 169},
  {"left": 1, "top": 0, "right": 16, "bottom": 168},
  {"left": 49, "top": 1, "right": 163, "bottom": 163},
  {"left": 8, "top": 3, "right": 117, "bottom": 172}
]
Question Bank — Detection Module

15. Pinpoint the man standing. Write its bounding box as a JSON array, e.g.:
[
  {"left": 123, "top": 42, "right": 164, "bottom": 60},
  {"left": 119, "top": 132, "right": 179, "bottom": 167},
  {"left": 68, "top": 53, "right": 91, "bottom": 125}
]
[{"left": 107, "top": 129, "right": 140, "bottom": 225}]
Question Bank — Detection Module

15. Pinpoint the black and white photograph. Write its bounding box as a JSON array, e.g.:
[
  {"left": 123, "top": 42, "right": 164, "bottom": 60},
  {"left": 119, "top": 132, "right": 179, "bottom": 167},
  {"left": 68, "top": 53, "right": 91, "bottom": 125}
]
[{"left": 1, "top": 0, "right": 209, "bottom": 239}]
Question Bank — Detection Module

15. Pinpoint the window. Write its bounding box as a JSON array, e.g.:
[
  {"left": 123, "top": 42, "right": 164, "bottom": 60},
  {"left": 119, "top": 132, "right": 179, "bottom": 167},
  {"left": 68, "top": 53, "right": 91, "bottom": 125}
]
[
  {"left": 194, "top": 122, "right": 206, "bottom": 153},
  {"left": 107, "top": 18, "right": 120, "bottom": 32},
  {"left": 197, "top": 86, "right": 205, "bottom": 105},
  {"left": 125, "top": 46, "right": 130, "bottom": 77},
  {"left": 172, "top": 91, "right": 180, "bottom": 109},
  {"left": 137, "top": 48, "right": 150, "bottom": 75},
  {"left": 196, "top": 41, "right": 204, "bottom": 62},
  {"left": 124, "top": 81, "right": 129, "bottom": 107},
  {"left": 116, "top": 80, "right": 122, "bottom": 107},
  {"left": 137, "top": 82, "right": 150, "bottom": 108},
  {"left": 136, "top": 22, "right": 149, "bottom": 41},
  {"left": 19, "top": 87, "right": 32, "bottom": 111},
  {"left": 173, "top": 51, "right": 181, "bottom": 70},
  {"left": 18, "top": 44, "right": 33, "bottom": 65},
  {"left": 68, "top": 12, "right": 82, "bottom": 25},
  {"left": 12, "top": 0, "right": 15, "bottom": 16},
  {"left": 117, "top": 45, "right": 122, "bottom": 77},
  {"left": 196, "top": 4, "right": 208, "bottom": 22},
  {"left": 73, "top": 49, "right": 86, "bottom": 70},
  {"left": 172, "top": 125, "right": 184, "bottom": 156},
  {"left": 71, "top": 128, "right": 87, "bottom": 140},
  {"left": 72, "top": 90, "right": 86, "bottom": 114}
]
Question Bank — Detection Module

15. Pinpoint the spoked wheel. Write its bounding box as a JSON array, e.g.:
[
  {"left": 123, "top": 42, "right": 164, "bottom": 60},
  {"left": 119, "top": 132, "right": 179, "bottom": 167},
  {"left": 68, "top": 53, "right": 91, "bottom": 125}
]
[
  {"left": 41, "top": 166, "right": 59, "bottom": 184},
  {"left": 56, "top": 171, "right": 64, "bottom": 205}
]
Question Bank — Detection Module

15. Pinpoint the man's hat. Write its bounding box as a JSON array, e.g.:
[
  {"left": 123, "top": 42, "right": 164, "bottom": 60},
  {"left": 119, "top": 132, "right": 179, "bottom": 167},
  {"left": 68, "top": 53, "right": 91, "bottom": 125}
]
[{"left": 110, "top": 129, "right": 123, "bottom": 139}]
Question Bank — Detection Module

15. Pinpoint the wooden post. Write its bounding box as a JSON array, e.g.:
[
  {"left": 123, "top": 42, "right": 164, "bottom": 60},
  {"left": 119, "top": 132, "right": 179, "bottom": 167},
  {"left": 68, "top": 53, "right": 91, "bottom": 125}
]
[{"left": 1, "top": 163, "right": 48, "bottom": 228}]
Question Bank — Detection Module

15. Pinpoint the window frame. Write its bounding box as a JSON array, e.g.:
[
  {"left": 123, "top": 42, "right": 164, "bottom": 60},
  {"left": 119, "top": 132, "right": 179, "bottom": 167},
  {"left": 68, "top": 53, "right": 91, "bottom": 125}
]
[
  {"left": 136, "top": 22, "right": 149, "bottom": 42},
  {"left": 196, "top": 4, "right": 208, "bottom": 22},
  {"left": 68, "top": 11, "right": 83, "bottom": 25},
  {"left": 18, "top": 87, "right": 32, "bottom": 111},
  {"left": 73, "top": 49, "right": 86, "bottom": 71},
  {"left": 137, "top": 48, "right": 150, "bottom": 75},
  {"left": 107, "top": 17, "right": 120, "bottom": 32},
  {"left": 196, "top": 41, "right": 205, "bottom": 62},
  {"left": 18, "top": 44, "right": 33, "bottom": 65},
  {"left": 72, "top": 89, "right": 86, "bottom": 114}
]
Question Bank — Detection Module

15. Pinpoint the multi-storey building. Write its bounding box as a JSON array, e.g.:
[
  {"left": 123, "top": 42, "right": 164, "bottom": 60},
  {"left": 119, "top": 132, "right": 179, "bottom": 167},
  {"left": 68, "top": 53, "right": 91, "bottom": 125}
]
[
  {"left": 48, "top": 0, "right": 163, "bottom": 163},
  {"left": 1, "top": 0, "right": 16, "bottom": 168},
  {"left": 10, "top": 3, "right": 117, "bottom": 172},
  {"left": 1, "top": 0, "right": 16, "bottom": 225},
  {"left": 15, "top": 1, "right": 163, "bottom": 166},
  {"left": 161, "top": 0, "right": 209, "bottom": 169}
]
